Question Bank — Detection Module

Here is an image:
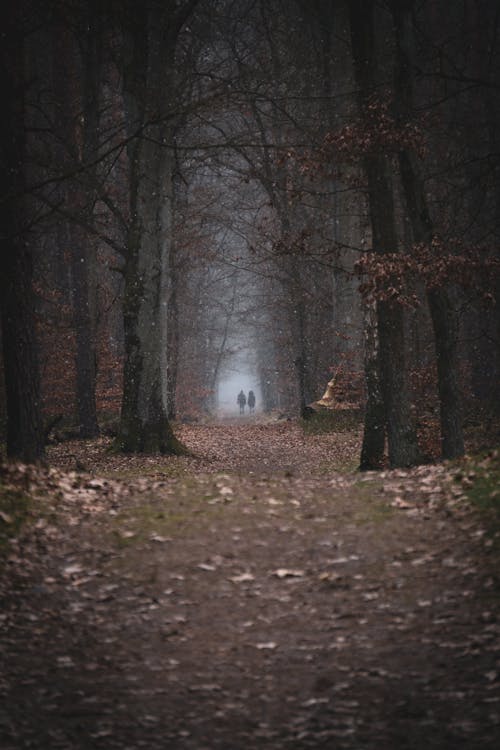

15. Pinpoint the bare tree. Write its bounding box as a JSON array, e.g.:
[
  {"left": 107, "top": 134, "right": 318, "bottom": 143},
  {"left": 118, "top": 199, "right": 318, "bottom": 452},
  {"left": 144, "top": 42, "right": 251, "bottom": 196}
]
[
  {"left": 390, "top": 0, "right": 464, "bottom": 459},
  {"left": 349, "top": 0, "right": 420, "bottom": 468},
  {"left": 116, "top": 0, "right": 198, "bottom": 452},
  {"left": 1, "top": 2, "right": 44, "bottom": 461}
]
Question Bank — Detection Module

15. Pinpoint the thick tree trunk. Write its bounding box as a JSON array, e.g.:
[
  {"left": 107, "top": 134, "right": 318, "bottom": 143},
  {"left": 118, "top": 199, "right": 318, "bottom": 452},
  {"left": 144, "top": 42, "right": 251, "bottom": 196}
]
[
  {"left": 75, "top": 7, "right": 102, "bottom": 439},
  {"left": 366, "top": 156, "right": 420, "bottom": 467},
  {"left": 392, "top": 1, "right": 464, "bottom": 459},
  {"left": 1, "top": 5, "right": 44, "bottom": 462},
  {"left": 118, "top": 134, "right": 183, "bottom": 453},
  {"left": 398, "top": 150, "right": 464, "bottom": 459},
  {"left": 350, "top": 0, "right": 420, "bottom": 468},
  {"left": 1, "top": 247, "right": 45, "bottom": 463},
  {"left": 426, "top": 287, "right": 464, "bottom": 457},
  {"left": 279, "top": 216, "right": 313, "bottom": 417},
  {"left": 117, "top": 6, "right": 187, "bottom": 454},
  {"left": 53, "top": 19, "right": 100, "bottom": 438}
]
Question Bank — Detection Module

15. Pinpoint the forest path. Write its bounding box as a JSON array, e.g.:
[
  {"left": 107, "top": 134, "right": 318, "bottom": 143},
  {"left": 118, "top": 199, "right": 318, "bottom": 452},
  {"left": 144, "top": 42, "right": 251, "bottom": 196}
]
[{"left": 1, "top": 421, "right": 499, "bottom": 749}]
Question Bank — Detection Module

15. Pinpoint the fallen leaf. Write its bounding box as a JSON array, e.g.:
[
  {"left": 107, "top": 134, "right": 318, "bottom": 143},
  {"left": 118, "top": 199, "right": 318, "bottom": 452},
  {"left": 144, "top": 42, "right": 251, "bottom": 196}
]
[
  {"left": 57, "top": 656, "right": 75, "bottom": 668},
  {"left": 267, "top": 497, "right": 283, "bottom": 506},
  {"left": 318, "top": 572, "right": 347, "bottom": 587},
  {"left": 302, "top": 697, "right": 329, "bottom": 707},
  {"left": 119, "top": 530, "right": 136, "bottom": 539},
  {"left": 62, "top": 564, "right": 83, "bottom": 576},
  {"left": 150, "top": 534, "right": 172, "bottom": 543},
  {"left": 229, "top": 572, "right": 255, "bottom": 583},
  {"left": 271, "top": 568, "right": 305, "bottom": 578},
  {"left": 390, "top": 497, "right": 414, "bottom": 509}
]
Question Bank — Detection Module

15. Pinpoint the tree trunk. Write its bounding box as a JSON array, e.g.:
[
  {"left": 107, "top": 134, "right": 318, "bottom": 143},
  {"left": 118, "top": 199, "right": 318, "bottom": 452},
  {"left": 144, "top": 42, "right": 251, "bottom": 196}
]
[
  {"left": 52, "top": 17, "right": 100, "bottom": 438},
  {"left": 359, "top": 301, "right": 385, "bottom": 470},
  {"left": 0, "top": 4, "right": 44, "bottom": 462},
  {"left": 295, "top": 294, "right": 311, "bottom": 419},
  {"left": 117, "top": 4, "right": 188, "bottom": 454},
  {"left": 166, "top": 166, "right": 185, "bottom": 420},
  {"left": 166, "top": 258, "right": 179, "bottom": 420},
  {"left": 391, "top": 0, "right": 464, "bottom": 459},
  {"left": 349, "top": 0, "right": 420, "bottom": 468},
  {"left": 119, "top": 132, "right": 182, "bottom": 452},
  {"left": 71, "top": 229, "right": 99, "bottom": 438},
  {"left": 76, "top": 6, "right": 103, "bottom": 438}
]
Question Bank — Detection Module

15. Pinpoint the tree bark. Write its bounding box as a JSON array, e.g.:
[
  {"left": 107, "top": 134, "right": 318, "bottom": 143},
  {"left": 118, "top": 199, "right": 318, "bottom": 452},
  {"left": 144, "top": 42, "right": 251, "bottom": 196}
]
[
  {"left": 75, "top": 5, "right": 103, "bottom": 438},
  {"left": 117, "top": 3, "right": 191, "bottom": 454},
  {"left": 391, "top": 0, "right": 464, "bottom": 459},
  {"left": 71, "top": 230, "right": 99, "bottom": 438},
  {"left": 359, "top": 301, "right": 385, "bottom": 470},
  {"left": 52, "top": 16, "right": 100, "bottom": 439},
  {"left": 349, "top": 0, "right": 420, "bottom": 468},
  {"left": 0, "top": 4, "right": 44, "bottom": 462}
]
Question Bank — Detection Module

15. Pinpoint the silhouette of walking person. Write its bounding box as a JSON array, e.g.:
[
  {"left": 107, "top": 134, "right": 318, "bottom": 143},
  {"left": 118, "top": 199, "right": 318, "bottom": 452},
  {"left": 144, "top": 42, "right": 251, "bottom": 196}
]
[
  {"left": 237, "top": 390, "right": 246, "bottom": 415},
  {"left": 248, "top": 390, "right": 256, "bottom": 414}
]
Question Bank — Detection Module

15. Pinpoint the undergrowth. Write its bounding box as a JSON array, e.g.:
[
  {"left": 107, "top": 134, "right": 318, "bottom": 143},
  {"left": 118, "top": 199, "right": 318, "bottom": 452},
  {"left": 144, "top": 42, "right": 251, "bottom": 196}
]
[
  {"left": 458, "top": 448, "right": 500, "bottom": 538},
  {"left": 0, "top": 482, "right": 31, "bottom": 561},
  {"left": 301, "top": 408, "right": 364, "bottom": 435}
]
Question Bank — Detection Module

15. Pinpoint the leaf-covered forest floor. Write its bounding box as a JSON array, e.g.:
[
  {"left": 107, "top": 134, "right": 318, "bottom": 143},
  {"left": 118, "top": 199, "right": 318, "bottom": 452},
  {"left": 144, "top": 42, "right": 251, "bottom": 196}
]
[{"left": 1, "top": 417, "right": 500, "bottom": 749}]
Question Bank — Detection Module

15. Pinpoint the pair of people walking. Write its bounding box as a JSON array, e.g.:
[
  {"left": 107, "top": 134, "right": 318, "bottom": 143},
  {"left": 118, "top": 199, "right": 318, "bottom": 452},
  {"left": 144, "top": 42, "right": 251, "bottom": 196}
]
[{"left": 237, "top": 389, "right": 255, "bottom": 415}]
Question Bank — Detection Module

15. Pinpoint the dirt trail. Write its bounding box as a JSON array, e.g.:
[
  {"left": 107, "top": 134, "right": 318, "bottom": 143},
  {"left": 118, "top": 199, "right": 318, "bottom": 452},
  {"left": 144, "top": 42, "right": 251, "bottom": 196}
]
[{"left": 1, "top": 420, "right": 499, "bottom": 749}]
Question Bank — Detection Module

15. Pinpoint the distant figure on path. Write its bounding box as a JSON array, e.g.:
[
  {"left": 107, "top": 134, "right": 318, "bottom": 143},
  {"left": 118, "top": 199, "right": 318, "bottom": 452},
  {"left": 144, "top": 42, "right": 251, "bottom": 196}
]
[
  {"left": 237, "top": 390, "right": 246, "bottom": 414},
  {"left": 248, "top": 390, "right": 256, "bottom": 414}
]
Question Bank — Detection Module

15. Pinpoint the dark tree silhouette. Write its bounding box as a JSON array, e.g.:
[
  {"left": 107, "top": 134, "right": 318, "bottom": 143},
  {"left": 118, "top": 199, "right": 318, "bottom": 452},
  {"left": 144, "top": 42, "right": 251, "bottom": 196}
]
[
  {"left": 349, "top": 0, "right": 420, "bottom": 468},
  {"left": 1, "top": 3, "right": 44, "bottom": 462}
]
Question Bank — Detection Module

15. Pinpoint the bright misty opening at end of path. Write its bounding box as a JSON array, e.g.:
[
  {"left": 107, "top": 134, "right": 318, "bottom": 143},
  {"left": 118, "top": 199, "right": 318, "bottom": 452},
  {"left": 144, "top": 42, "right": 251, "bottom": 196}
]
[{"left": 217, "top": 356, "right": 261, "bottom": 416}]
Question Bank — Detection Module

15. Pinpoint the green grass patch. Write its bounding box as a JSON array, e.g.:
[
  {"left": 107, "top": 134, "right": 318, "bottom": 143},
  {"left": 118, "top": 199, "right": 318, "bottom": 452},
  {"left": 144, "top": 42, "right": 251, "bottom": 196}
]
[
  {"left": 316, "top": 457, "right": 360, "bottom": 474},
  {"left": 110, "top": 495, "right": 223, "bottom": 547},
  {"left": 349, "top": 476, "right": 395, "bottom": 524},
  {"left": 354, "top": 500, "right": 395, "bottom": 524},
  {"left": 301, "top": 408, "right": 364, "bottom": 435},
  {"left": 458, "top": 449, "right": 500, "bottom": 539},
  {"left": 463, "top": 456, "right": 500, "bottom": 509},
  {"left": 0, "top": 484, "right": 31, "bottom": 559},
  {"left": 98, "top": 461, "right": 190, "bottom": 482}
]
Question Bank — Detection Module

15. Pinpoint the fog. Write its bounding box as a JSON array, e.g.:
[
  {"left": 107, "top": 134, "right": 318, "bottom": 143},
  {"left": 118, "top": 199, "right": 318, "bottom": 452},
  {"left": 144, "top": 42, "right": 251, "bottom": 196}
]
[{"left": 217, "top": 362, "right": 261, "bottom": 417}]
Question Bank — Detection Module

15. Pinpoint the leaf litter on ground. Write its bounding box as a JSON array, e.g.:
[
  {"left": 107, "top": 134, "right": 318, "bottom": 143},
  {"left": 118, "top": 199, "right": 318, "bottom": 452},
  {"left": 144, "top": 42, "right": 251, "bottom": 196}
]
[{"left": 1, "top": 420, "right": 500, "bottom": 749}]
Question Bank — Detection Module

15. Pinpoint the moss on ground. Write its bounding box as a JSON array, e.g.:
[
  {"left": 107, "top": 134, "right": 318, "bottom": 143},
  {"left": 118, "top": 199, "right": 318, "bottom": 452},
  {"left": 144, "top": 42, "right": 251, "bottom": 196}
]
[
  {"left": 316, "top": 458, "right": 360, "bottom": 474},
  {"left": 459, "top": 449, "right": 500, "bottom": 529},
  {"left": 97, "top": 462, "right": 190, "bottom": 482},
  {"left": 354, "top": 499, "right": 395, "bottom": 524},
  {"left": 0, "top": 484, "right": 31, "bottom": 560},
  {"left": 110, "top": 495, "right": 225, "bottom": 547},
  {"left": 301, "top": 409, "right": 364, "bottom": 435}
]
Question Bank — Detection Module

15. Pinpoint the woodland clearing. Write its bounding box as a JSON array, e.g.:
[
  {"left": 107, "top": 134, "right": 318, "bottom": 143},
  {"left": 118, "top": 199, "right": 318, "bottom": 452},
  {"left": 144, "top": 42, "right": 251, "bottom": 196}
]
[{"left": 1, "top": 417, "right": 499, "bottom": 749}]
